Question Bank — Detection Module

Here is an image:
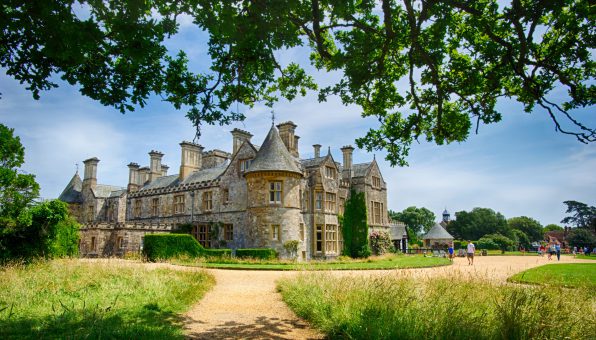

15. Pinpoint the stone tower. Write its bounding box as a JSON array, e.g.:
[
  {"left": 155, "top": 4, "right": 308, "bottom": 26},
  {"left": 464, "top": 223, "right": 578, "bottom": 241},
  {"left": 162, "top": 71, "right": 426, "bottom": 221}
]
[{"left": 244, "top": 125, "right": 305, "bottom": 257}]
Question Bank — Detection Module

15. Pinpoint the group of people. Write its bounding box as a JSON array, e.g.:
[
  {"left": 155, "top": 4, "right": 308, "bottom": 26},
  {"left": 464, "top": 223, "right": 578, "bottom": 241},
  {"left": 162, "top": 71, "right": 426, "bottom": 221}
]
[
  {"left": 446, "top": 241, "right": 476, "bottom": 265},
  {"left": 572, "top": 246, "right": 595, "bottom": 257},
  {"left": 443, "top": 241, "right": 593, "bottom": 264},
  {"left": 537, "top": 243, "right": 562, "bottom": 261}
]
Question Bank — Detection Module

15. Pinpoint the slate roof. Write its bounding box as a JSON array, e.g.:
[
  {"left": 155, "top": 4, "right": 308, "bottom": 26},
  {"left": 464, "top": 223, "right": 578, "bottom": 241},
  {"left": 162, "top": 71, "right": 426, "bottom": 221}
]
[
  {"left": 140, "top": 174, "right": 179, "bottom": 191},
  {"left": 181, "top": 164, "right": 227, "bottom": 184},
  {"left": 93, "top": 184, "right": 125, "bottom": 198},
  {"left": 245, "top": 125, "right": 302, "bottom": 175},
  {"left": 109, "top": 189, "right": 127, "bottom": 198},
  {"left": 135, "top": 162, "right": 228, "bottom": 192},
  {"left": 301, "top": 156, "right": 326, "bottom": 168},
  {"left": 389, "top": 223, "right": 408, "bottom": 240},
  {"left": 58, "top": 172, "right": 83, "bottom": 203},
  {"left": 352, "top": 162, "right": 371, "bottom": 177},
  {"left": 422, "top": 223, "right": 454, "bottom": 240}
]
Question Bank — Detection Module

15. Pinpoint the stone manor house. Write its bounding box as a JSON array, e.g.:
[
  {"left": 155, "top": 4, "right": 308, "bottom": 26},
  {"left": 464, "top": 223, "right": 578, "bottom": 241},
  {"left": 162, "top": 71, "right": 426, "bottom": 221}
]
[{"left": 59, "top": 121, "right": 406, "bottom": 260}]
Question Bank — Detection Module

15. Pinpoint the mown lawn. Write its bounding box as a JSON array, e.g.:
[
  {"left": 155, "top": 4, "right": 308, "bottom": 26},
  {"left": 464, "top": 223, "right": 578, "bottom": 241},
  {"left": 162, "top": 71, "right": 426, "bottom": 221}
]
[
  {"left": 0, "top": 259, "right": 214, "bottom": 339},
  {"left": 173, "top": 254, "right": 450, "bottom": 270},
  {"left": 575, "top": 254, "right": 596, "bottom": 260},
  {"left": 278, "top": 273, "right": 596, "bottom": 340},
  {"left": 508, "top": 263, "right": 596, "bottom": 288}
]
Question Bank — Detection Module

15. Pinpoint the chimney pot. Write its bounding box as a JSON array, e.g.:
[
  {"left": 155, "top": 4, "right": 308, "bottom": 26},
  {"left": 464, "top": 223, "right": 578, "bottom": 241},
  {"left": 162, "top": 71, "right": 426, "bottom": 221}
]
[{"left": 313, "top": 144, "right": 321, "bottom": 158}]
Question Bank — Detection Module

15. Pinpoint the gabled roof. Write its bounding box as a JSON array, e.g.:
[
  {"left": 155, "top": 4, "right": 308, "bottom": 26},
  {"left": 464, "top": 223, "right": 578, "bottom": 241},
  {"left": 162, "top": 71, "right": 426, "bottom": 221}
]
[
  {"left": 423, "top": 223, "right": 454, "bottom": 240},
  {"left": 58, "top": 172, "right": 83, "bottom": 203},
  {"left": 245, "top": 125, "right": 302, "bottom": 175},
  {"left": 352, "top": 162, "right": 371, "bottom": 177}
]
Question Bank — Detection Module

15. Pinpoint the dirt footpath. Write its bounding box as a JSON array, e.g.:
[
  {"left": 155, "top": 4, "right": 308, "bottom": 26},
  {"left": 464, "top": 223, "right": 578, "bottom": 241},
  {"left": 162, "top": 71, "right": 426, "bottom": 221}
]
[{"left": 182, "top": 255, "right": 593, "bottom": 339}]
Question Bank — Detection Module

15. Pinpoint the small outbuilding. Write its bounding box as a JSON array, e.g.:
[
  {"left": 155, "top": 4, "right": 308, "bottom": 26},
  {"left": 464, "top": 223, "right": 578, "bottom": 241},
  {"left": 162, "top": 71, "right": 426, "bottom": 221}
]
[
  {"left": 389, "top": 222, "right": 408, "bottom": 253},
  {"left": 422, "top": 223, "right": 454, "bottom": 249}
]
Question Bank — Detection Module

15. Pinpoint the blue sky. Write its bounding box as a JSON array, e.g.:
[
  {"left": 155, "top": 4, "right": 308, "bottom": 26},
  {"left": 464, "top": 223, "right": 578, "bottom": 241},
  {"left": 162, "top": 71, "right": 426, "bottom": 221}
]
[{"left": 1, "top": 15, "right": 594, "bottom": 227}]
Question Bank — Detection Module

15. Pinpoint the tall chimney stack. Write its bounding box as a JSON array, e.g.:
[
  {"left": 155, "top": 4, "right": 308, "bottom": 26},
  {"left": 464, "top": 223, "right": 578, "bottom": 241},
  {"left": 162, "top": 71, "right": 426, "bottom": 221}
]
[
  {"left": 179, "top": 141, "right": 203, "bottom": 180},
  {"left": 340, "top": 145, "right": 354, "bottom": 179},
  {"left": 138, "top": 167, "right": 150, "bottom": 185},
  {"left": 148, "top": 150, "right": 164, "bottom": 182},
  {"left": 127, "top": 162, "right": 140, "bottom": 192},
  {"left": 231, "top": 128, "right": 253, "bottom": 155},
  {"left": 277, "top": 121, "right": 298, "bottom": 157},
  {"left": 161, "top": 164, "right": 169, "bottom": 176},
  {"left": 293, "top": 135, "right": 300, "bottom": 158},
  {"left": 313, "top": 144, "right": 321, "bottom": 158},
  {"left": 82, "top": 157, "right": 99, "bottom": 192}
]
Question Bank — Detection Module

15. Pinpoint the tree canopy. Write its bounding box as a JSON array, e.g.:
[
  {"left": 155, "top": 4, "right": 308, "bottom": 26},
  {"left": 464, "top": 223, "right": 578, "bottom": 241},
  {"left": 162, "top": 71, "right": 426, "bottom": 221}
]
[
  {"left": 543, "top": 224, "right": 563, "bottom": 232},
  {"left": 561, "top": 200, "right": 596, "bottom": 232},
  {"left": 0, "top": 124, "right": 78, "bottom": 261},
  {"left": 1, "top": 0, "right": 594, "bottom": 165},
  {"left": 0, "top": 124, "right": 40, "bottom": 222},
  {"left": 507, "top": 216, "right": 543, "bottom": 242},
  {"left": 446, "top": 207, "right": 509, "bottom": 240},
  {"left": 389, "top": 206, "right": 435, "bottom": 234}
]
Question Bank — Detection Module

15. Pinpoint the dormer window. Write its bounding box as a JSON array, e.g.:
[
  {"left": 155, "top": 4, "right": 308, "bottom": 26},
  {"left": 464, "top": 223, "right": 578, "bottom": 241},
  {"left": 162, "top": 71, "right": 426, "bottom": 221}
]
[
  {"left": 325, "top": 166, "right": 336, "bottom": 179},
  {"left": 240, "top": 159, "right": 253, "bottom": 173}
]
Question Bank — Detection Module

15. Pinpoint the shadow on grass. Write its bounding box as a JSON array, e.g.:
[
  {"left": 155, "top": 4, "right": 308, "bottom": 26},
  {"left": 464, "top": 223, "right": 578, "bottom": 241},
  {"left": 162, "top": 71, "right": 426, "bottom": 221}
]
[
  {"left": 0, "top": 304, "right": 187, "bottom": 339},
  {"left": 185, "top": 315, "right": 319, "bottom": 340}
]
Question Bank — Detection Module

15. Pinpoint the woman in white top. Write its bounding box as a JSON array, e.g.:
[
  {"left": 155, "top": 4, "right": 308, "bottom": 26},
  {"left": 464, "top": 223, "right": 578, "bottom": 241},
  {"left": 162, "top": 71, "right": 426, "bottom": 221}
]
[{"left": 466, "top": 241, "right": 476, "bottom": 265}]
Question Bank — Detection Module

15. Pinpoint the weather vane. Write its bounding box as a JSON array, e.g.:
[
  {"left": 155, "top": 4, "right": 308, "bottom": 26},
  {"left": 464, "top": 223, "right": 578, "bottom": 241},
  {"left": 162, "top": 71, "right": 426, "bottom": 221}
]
[
  {"left": 271, "top": 110, "right": 275, "bottom": 126},
  {"left": 75, "top": 163, "right": 79, "bottom": 173}
]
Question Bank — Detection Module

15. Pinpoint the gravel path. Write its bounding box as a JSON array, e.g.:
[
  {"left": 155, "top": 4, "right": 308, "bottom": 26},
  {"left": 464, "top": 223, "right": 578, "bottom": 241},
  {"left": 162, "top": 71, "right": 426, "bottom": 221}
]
[{"left": 182, "top": 255, "right": 593, "bottom": 339}]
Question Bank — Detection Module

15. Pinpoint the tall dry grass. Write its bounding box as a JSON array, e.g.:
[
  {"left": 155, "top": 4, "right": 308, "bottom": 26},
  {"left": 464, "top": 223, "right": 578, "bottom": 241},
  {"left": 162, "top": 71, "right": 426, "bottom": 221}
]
[
  {"left": 0, "top": 259, "right": 214, "bottom": 339},
  {"left": 278, "top": 272, "right": 596, "bottom": 339}
]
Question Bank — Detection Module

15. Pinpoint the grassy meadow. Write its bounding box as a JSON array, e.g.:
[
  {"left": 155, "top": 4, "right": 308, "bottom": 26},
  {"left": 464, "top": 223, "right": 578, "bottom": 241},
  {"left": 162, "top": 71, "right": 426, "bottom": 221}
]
[
  {"left": 509, "top": 263, "right": 596, "bottom": 288},
  {"left": 278, "top": 273, "right": 595, "bottom": 339},
  {"left": 575, "top": 254, "right": 596, "bottom": 260},
  {"left": 0, "top": 259, "right": 214, "bottom": 339},
  {"left": 173, "top": 253, "right": 451, "bottom": 270}
]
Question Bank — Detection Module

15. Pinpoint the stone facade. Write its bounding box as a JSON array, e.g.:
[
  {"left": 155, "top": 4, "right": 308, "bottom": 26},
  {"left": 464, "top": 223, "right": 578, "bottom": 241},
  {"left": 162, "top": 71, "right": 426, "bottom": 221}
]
[{"left": 58, "top": 121, "right": 395, "bottom": 260}]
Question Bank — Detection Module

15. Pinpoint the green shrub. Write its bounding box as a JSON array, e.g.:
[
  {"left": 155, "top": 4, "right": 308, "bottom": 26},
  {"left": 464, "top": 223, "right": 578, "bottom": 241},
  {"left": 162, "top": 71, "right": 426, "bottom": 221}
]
[
  {"left": 477, "top": 238, "right": 499, "bottom": 250},
  {"left": 0, "top": 199, "right": 79, "bottom": 262},
  {"left": 172, "top": 223, "right": 193, "bottom": 234},
  {"left": 236, "top": 248, "right": 277, "bottom": 259},
  {"left": 203, "top": 248, "right": 231, "bottom": 257},
  {"left": 283, "top": 240, "right": 300, "bottom": 258},
  {"left": 370, "top": 231, "right": 393, "bottom": 255},
  {"left": 143, "top": 234, "right": 204, "bottom": 261},
  {"left": 479, "top": 233, "right": 515, "bottom": 252},
  {"left": 343, "top": 189, "right": 369, "bottom": 258}
]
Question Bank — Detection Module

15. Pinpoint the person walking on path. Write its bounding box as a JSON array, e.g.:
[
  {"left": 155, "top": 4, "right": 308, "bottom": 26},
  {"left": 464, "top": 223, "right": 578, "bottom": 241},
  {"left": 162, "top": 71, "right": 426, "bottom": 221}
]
[
  {"left": 466, "top": 241, "right": 476, "bottom": 265},
  {"left": 448, "top": 245, "right": 454, "bottom": 262},
  {"left": 555, "top": 243, "right": 561, "bottom": 261},
  {"left": 547, "top": 243, "right": 555, "bottom": 260}
]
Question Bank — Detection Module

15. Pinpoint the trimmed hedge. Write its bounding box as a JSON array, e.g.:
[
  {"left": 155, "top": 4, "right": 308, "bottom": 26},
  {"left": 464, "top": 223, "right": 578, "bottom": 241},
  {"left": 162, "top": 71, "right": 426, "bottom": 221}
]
[
  {"left": 203, "top": 248, "right": 232, "bottom": 257},
  {"left": 236, "top": 248, "right": 278, "bottom": 260},
  {"left": 143, "top": 234, "right": 204, "bottom": 261}
]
